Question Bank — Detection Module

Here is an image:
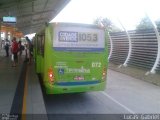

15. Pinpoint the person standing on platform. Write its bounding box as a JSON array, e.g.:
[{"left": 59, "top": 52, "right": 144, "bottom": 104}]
[
  {"left": 18, "top": 40, "right": 22, "bottom": 56},
  {"left": 11, "top": 37, "right": 19, "bottom": 67},
  {"left": 25, "top": 36, "right": 33, "bottom": 64},
  {"left": 4, "top": 39, "right": 10, "bottom": 57}
]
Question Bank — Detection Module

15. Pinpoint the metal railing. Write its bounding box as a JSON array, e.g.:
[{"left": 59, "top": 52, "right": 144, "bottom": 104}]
[
  {"left": 109, "top": 32, "right": 129, "bottom": 65},
  {"left": 108, "top": 29, "right": 160, "bottom": 74}
]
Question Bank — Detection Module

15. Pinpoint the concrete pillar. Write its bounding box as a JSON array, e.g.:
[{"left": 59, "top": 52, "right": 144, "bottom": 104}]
[{"left": 5, "top": 31, "right": 8, "bottom": 40}]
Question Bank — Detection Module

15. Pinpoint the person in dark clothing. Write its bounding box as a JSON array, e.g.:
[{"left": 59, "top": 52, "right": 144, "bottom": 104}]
[
  {"left": 4, "top": 39, "right": 10, "bottom": 57},
  {"left": 18, "top": 40, "right": 22, "bottom": 56}
]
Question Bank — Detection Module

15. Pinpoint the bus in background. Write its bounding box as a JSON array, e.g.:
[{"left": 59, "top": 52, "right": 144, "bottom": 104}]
[{"left": 34, "top": 22, "right": 108, "bottom": 94}]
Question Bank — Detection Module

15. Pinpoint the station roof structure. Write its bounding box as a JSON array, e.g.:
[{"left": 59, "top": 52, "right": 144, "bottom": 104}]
[{"left": 0, "top": 0, "right": 70, "bottom": 35}]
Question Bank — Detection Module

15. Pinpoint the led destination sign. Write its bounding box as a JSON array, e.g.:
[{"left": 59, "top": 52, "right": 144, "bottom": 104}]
[{"left": 3, "top": 16, "right": 16, "bottom": 23}]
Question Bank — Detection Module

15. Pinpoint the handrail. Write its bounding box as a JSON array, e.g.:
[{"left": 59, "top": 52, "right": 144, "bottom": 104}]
[
  {"left": 117, "top": 20, "right": 132, "bottom": 67},
  {"left": 147, "top": 17, "right": 160, "bottom": 74},
  {"left": 108, "top": 33, "right": 113, "bottom": 60}
]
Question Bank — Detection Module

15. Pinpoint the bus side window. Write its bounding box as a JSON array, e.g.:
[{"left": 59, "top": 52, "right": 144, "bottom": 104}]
[
  {"left": 37, "top": 34, "right": 45, "bottom": 56},
  {"left": 37, "top": 35, "right": 41, "bottom": 55},
  {"left": 41, "top": 35, "right": 45, "bottom": 56}
]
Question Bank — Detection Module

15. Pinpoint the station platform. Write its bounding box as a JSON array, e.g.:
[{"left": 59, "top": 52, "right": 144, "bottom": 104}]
[{"left": 0, "top": 49, "right": 47, "bottom": 120}]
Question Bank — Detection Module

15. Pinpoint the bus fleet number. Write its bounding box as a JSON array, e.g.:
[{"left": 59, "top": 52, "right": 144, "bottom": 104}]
[
  {"left": 92, "top": 62, "right": 101, "bottom": 67},
  {"left": 79, "top": 33, "right": 97, "bottom": 42}
]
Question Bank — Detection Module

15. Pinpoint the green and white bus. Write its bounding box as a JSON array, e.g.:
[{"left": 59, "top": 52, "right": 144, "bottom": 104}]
[{"left": 34, "top": 22, "right": 108, "bottom": 94}]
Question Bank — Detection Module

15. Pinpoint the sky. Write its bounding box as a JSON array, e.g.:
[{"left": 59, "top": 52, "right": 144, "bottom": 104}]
[
  {"left": 27, "top": 0, "right": 160, "bottom": 38},
  {"left": 51, "top": 0, "right": 160, "bottom": 30}
]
